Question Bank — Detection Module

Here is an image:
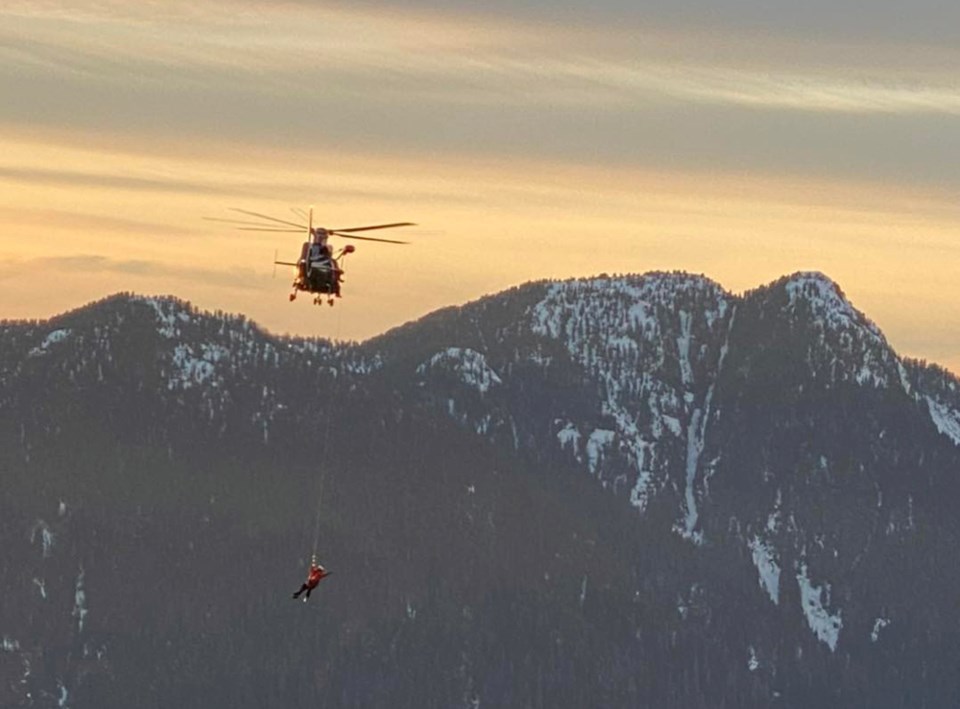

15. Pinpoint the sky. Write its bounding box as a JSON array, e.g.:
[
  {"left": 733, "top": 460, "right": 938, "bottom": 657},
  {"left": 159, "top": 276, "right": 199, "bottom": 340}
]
[{"left": 1, "top": 0, "right": 959, "bottom": 370}]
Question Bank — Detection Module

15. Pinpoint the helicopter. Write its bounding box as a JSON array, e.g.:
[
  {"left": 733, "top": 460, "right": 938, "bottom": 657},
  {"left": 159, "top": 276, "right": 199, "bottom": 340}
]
[{"left": 206, "top": 207, "right": 414, "bottom": 305}]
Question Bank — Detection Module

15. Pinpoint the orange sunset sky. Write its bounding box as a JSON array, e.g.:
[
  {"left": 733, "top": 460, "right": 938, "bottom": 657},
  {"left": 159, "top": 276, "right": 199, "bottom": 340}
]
[{"left": 2, "top": 1, "right": 959, "bottom": 371}]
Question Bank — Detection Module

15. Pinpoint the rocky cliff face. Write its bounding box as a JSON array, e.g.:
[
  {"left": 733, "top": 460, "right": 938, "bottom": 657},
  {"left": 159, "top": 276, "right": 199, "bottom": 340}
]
[{"left": 2, "top": 272, "right": 958, "bottom": 708}]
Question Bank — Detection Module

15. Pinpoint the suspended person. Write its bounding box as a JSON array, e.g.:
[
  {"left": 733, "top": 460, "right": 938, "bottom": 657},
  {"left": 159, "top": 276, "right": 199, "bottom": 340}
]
[{"left": 293, "top": 556, "right": 330, "bottom": 601}]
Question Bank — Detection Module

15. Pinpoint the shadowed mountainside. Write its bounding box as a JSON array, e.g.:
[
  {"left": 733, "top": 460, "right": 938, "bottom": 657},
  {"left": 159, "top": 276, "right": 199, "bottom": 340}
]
[{"left": 2, "top": 271, "right": 959, "bottom": 708}]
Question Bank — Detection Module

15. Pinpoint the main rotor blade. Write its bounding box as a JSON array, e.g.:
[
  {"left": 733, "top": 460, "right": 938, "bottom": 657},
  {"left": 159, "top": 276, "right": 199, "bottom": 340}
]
[
  {"left": 204, "top": 216, "right": 282, "bottom": 227},
  {"left": 291, "top": 207, "right": 309, "bottom": 220},
  {"left": 238, "top": 227, "right": 305, "bottom": 232},
  {"left": 229, "top": 208, "right": 307, "bottom": 229},
  {"left": 331, "top": 232, "right": 409, "bottom": 244},
  {"left": 329, "top": 222, "right": 416, "bottom": 233}
]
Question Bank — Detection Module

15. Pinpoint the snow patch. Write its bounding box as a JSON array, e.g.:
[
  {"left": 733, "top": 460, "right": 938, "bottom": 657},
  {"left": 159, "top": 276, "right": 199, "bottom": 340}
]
[
  {"left": 557, "top": 423, "right": 580, "bottom": 451},
  {"left": 676, "top": 306, "right": 734, "bottom": 543},
  {"left": 871, "top": 617, "right": 890, "bottom": 643},
  {"left": 679, "top": 408, "right": 704, "bottom": 541},
  {"left": 748, "top": 536, "right": 780, "bottom": 605},
  {"left": 585, "top": 429, "right": 615, "bottom": 474},
  {"left": 169, "top": 342, "right": 229, "bottom": 389},
  {"left": 628, "top": 442, "right": 654, "bottom": 512},
  {"left": 418, "top": 348, "right": 502, "bottom": 394},
  {"left": 138, "top": 296, "right": 182, "bottom": 338},
  {"left": 73, "top": 566, "right": 88, "bottom": 634},
  {"left": 925, "top": 396, "right": 960, "bottom": 447},
  {"left": 855, "top": 356, "right": 886, "bottom": 387},
  {"left": 747, "top": 646, "right": 759, "bottom": 672},
  {"left": 796, "top": 563, "right": 842, "bottom": 651},
  {"left": 31, "top": 520, "right": 54, "bottom": 557},
  {"left": 29, "top": 328, "right": 72, "bottom": 356},
  {"left": 766, "top": 490, "right": 782, "bottom": 533},
  {"left": 784, "top": 273, "right": 880, "bottom": 338},
  {"left": 661, "top": 415, "right": 682, "bottom": 437},
  {"left": 676, "top": 311, "right": 694, "bottom": 386},
  {"left": 42, "top": 328, "right": 71, "bottom": 347},
  {"left": 897, "top": 361, "right": 913, "bottom": 394},
  {"left": 57, "top": 680, "right": 69, "bottom": 708}
]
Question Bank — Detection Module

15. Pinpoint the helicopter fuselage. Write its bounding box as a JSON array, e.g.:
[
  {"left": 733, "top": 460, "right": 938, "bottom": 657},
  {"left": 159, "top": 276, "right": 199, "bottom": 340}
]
[{"left": 295, "top": 239, "right": 342, "bottom": 296}]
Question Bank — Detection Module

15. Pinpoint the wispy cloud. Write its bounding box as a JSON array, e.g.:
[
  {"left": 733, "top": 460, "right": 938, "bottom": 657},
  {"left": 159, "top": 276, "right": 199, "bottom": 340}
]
[
  {"left": 0, "top": 166, "right": 242, "bottom": 196},
  {"left": 3, "top": 0, "right": 959, "bottom": 195},
  {"left": 0, "top": 253, "right": 268, "bottom": 291},
  {"left": 0, "top": 147, "right": 486, "bottom": 210},
  {"left": 0, "top": 0, "right": 960, "bottom": 195},
  {"left": 4, "top": 1, "right": 958, "bottom": 114},
  {"left": 0, "top": 206, "right": 195, "bottom": 236}
]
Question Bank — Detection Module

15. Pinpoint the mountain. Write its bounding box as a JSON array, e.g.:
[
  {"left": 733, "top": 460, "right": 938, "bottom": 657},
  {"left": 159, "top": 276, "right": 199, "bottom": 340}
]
[{"left": 1, "top": 272, "right": 958, "bottom": 708}]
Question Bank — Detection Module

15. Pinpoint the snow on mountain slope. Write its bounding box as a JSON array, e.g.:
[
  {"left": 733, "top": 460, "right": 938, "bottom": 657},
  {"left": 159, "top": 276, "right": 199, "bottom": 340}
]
[
  {"left": 28, "top": 329, "right": 71, "bottom": 357},
  {"left": 748, "top": 536, "right": 781, "bottom": 605},
  {"left": 418, "top": 348, "right": 502, "bottom": 395},
  {"left": 767, "top": 272, "right": 902, "bottom": 389},
  {"left": 528, "top": 274, "right": 734, "bottom": 539},
  {"left": 409, "top": 271, "right": 960, "bottom": 549},
  {"left": 796, "top": 562, "right": 843, "bottom": 652},
  {"left": 399, "top": 271, "right": 960, "bottom": 657},
  {"left": 926, "top": 396, "right": 960, "bottom": 446},
  {"left": 907, "top": 363, "right": 960, "bottom": 447},
  {"left": 783, "top": 273, "right": 881, "bottom": 340}
]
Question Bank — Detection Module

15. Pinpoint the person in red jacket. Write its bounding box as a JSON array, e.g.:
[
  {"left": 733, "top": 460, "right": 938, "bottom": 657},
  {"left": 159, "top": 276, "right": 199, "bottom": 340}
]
[{"left": 293, "top": 557, "right": 330, "bottom": 601}]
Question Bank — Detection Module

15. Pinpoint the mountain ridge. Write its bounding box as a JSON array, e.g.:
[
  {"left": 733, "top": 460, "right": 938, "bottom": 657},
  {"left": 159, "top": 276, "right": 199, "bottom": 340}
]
[{"left": 2, "top": 270, "right": 960, "bottom": 708}]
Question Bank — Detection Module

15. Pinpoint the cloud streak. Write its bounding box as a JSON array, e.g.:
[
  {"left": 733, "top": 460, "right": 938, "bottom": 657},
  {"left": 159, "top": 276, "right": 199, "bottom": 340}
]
[
  {"left": 4, "top": 4, "right": 958, "bottom": 114},
  {"left": 0, "top": 253, "right": 269, "bottom": 292},
  {"left": 3, "top": 0, "right": 959, "bottom": 195},
  {"left": 0, "top": 206, "right": 196, "bottom": 237},
  {"left": 0, "top": 166, "right": 242, "bottom": 196}
]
